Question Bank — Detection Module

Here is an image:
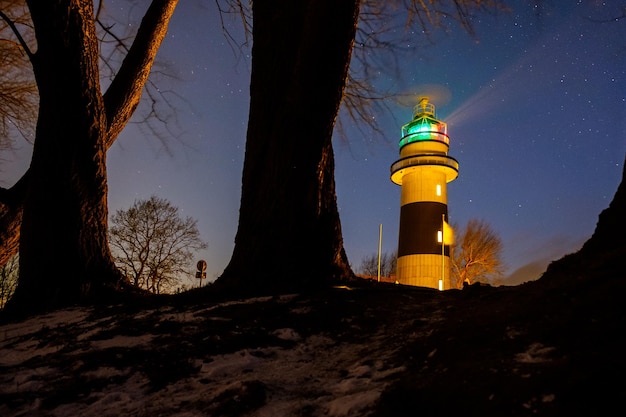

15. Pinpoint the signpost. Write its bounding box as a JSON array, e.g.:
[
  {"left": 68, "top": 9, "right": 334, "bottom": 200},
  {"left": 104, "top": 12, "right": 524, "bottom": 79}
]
[{"left": 196, "top": 260, "right": 207, "bottom": 287}]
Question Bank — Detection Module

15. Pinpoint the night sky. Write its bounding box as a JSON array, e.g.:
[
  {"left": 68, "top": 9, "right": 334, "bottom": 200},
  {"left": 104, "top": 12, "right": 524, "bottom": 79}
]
[{"left": 2, "top": 1, "right": 625, "bottom": 287}]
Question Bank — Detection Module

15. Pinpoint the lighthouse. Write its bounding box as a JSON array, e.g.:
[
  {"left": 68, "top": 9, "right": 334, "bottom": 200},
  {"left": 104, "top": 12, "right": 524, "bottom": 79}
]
[{"left": 390, "top": 97, "right": 459, "bottom": 290}]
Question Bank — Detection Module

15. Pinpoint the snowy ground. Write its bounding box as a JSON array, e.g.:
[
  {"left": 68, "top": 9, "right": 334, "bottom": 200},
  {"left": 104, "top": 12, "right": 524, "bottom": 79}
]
[
  {"left": 1, "top": 280, "right": 624, "bottom": 416},
  {"left": 0, "top": 289, "right": 437, "bottom": 416}
]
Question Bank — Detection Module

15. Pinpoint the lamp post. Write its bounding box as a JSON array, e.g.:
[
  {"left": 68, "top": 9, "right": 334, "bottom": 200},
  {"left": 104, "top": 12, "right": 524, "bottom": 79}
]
[{"left": 377, "top": 223, "right": 382, "bottom": 282}]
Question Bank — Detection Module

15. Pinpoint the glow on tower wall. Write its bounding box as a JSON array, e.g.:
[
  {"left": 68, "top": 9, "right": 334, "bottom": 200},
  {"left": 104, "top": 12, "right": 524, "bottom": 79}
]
[{"left": 390, "top": 97, "right": 459, "bottom": 290}]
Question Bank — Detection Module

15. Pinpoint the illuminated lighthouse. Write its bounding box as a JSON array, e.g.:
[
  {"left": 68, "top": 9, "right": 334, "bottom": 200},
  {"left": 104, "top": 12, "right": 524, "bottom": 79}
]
[{"left": 390, "top": 97, "right": 459, "bottom": 290}]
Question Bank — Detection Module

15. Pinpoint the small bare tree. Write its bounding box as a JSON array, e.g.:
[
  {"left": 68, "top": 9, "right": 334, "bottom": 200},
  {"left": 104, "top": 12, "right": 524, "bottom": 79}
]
[
  {"left": 109, "top": 196, "right": 207, "bottom": 294},
  {"left": 359, "top": 251, "right": 397, "bottom": 279},
  {"left": 451, "top": 219, "right": 504, "bottom": 288}
]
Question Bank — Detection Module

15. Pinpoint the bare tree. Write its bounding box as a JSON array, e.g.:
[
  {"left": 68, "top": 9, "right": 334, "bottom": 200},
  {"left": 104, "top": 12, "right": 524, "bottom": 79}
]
[
  {"left": 0, "top": 254, "right": 18, "bottom": 309},
  {"left": 451, "top": 219, "right": 504, "bottom": 288},
  {"left": 109, "top": 196, "right": 207, "bottom": 294},
  {"left": 358, "top": 251, "right": 397, "bottom": 278}
]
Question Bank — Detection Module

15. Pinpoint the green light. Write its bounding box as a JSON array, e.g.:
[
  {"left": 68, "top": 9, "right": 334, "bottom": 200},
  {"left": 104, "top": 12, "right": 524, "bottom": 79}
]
[
  {"left": 406, "top": 121, "right": 434, "bottom": 135},
  {"left": 398, "top": 98, "right": 450, "bottom": 148},
  {"left": 399, "top": 117, "right": 449, "bottom": 148}
]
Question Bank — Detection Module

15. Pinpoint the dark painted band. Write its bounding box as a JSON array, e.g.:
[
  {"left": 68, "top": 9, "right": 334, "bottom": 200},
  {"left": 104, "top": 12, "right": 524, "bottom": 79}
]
[{"left": 398, "top": 201, "right": 449, "bottom": 256}]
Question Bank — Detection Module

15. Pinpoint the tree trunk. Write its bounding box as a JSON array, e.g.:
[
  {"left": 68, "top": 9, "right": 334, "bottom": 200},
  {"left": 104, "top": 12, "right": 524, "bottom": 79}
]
[
  {"left": 9, "top": 1, "right": 119, "bottom": 310},
  {"left": 217, "top": 0, "right": 360, "bottom": 292}
]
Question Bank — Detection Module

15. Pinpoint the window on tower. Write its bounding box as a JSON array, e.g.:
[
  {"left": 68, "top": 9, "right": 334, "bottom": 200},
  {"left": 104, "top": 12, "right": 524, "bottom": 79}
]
[{"left": 436, "top": 184, "right": 442, "bottom": 196}]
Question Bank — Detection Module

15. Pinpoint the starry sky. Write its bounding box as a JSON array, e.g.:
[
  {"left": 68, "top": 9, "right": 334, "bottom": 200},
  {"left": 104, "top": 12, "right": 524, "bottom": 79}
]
[{"left": 2, "top": 1, "right": 625, "bottom": 287}]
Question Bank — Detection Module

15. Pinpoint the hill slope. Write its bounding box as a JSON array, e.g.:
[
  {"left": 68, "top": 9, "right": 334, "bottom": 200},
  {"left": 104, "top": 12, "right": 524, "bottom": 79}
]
[{"left": 0, "top": 157, "right": 624, "bottom": 416}]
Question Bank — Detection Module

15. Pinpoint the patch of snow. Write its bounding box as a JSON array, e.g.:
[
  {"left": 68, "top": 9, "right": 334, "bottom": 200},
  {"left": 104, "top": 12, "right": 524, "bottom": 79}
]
[
  {"left": 197, "top": 349, "right": 265, "bottom": 378},
  {"left": 289, "top": 305, "right": 312, "bottom": 314},
  {"left": 0, "top": 307, "right": 91, "bottom": 344},
  {"left": 0, "top": 339, "right": 57, "bottom": 367},
  {"left": 0, "top": 307, "right": 93, "bottom": 366},
  {"left": 90, "top": 334, "right": 155, "bottom": 350},
  {"left": 272, "top": 328, "right": 301, "bottom": 341},
  {"left": 9, "top": 366, "right": 57, "bottom": 393},
  {"left": 326, "top": 389, "right": 383, "bottom": 416},
  {"left": 51, "top": 372, "right": 150, "bottom": 417},
  {"left": 515, "top": 342, "right": 556, "bottom": 363},
  {"left": 82, "top": 366, "right": 130, "bottom": 380}
]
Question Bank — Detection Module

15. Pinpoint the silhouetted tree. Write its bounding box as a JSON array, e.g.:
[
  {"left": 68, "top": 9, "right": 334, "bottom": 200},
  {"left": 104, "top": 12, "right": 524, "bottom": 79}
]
[
  {"left": 1, "top": 0, "right": 178, "bottom": 314},
  {"left": 451, "top": 219, "right": 504, "bottom": 288},
  {"left": 109, "top": 196, "right": 207, "bottom": 294},
  {"left": 216, "top": 0, "right": 359, "bottom": 292}
]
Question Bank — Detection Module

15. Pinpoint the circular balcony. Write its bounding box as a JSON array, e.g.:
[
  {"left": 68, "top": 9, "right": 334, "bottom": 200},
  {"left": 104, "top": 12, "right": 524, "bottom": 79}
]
[{"left": 390, "top": 154, "right": 459, "bottom": 185}]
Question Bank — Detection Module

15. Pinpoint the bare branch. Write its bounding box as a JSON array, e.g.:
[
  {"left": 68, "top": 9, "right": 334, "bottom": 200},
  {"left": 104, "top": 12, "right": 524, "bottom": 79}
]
[
  {"left": 0, "top": 1, "right": 37, "bottom": 146},
  {"left": 103, "top": 0, "right": 179, "bottom": 145},
  {"left": 342, "top": 0, "right": 508, "bottom": 140},
  {"left": 215, "top": 0, "right": 252, "bottom": 50},
  {"left": 0, "top": 6, "right": 34, "bottom": 59}
]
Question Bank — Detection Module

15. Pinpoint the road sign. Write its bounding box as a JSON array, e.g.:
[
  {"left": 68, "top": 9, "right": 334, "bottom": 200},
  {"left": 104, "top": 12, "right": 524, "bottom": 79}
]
[{"left": 196, "top": 260, "right": 207, "bottom": 272}]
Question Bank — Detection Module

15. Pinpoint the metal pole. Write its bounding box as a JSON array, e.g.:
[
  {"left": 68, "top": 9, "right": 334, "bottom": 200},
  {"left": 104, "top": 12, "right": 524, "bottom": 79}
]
[
  {"left": 377, "top": 223, "right": 383, "bottom": 282},
  {"left": 441, "top": 214, "right": 445, "bottom": 290}
]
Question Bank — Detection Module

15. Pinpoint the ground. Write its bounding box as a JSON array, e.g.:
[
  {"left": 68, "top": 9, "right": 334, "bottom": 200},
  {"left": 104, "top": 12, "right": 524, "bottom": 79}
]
[{"left": 1, "top": 255, "right": 624, "bottom": 417}]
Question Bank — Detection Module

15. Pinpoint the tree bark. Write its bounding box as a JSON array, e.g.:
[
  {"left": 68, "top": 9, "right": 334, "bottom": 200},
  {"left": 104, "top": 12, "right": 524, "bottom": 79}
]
[
  {"left": 217, "top": 0, "right": 360, "bottom": 292},
  {"left": 5, "top": 0, "right": 177, "bottom": 313},
  {"left": 11, "top": 0, "right": 117, "bottom": 309}
]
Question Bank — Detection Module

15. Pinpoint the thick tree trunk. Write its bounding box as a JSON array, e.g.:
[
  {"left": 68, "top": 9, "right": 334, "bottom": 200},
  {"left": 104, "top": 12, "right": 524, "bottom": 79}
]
[
  {"left": 10, "top": 1, "right": 120, "bottom": 309},
  {"left": 217, "top": 0, "right": 360, "bottom": 292}
]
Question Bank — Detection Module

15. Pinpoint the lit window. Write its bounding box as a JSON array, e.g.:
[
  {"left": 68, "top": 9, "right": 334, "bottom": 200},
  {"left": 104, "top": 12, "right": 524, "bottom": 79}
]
[
  {"left": 436, "top": 184, "right": 442, "bottom": 196},
  {"left": 437, "top": 230, "right": 443, "bottom": 243}
]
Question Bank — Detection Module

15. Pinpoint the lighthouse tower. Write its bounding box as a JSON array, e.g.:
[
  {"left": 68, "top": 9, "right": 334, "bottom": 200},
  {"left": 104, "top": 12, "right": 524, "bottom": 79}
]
[{"left": 390, "top": 97, "right": 459, "bottom": 290}]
